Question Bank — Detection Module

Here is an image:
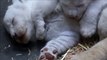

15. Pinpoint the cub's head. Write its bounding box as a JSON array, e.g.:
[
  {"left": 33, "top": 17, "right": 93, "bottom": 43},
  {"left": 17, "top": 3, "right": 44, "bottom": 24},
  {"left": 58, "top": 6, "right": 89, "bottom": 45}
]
[
  {"left": 60, "top": 0, "right": 91, "bottom": 19},
  {"left": 3, "top": 3, "right": 34, "bottom": 44}
]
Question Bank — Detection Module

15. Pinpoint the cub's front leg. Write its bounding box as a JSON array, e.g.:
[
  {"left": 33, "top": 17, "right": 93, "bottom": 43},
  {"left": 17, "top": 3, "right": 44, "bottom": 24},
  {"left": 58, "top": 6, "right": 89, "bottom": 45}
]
[
  {"left": 32, "top": 14, "right": 45, "bottom": 40},
  {"left": 98, "top": 7, "right": 107, "bottom": 40},
  {"left": 71, "top": 38, "right": 107, "bottom": 60},
  {"left": 80, "top": 0, "right": 107, "bottom": 37},
  {"left": 39, "top": 32, "right": 79, "bottom": 60}
]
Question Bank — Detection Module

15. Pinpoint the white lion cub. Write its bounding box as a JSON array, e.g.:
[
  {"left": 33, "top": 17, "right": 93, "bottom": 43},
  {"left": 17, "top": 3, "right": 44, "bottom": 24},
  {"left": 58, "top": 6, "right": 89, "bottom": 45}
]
[
  {"left": 71, "top": 7, "right": 107, "bottom": 60},
  {"left": 3, "top": 0, "right": 58, "bottom": 43},
  {"left": 60, "top": 0, "right": 107, "bottom": 38}
]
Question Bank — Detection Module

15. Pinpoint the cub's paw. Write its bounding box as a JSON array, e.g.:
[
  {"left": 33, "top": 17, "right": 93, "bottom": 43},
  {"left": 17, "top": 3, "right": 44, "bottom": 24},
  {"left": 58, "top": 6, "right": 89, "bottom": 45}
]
[
  {"left": 80, "top": 27, "right": 96, "bottom": 37},
  {"left": 36, "top": 27, "right": 45, "bottom": 40},
  {"left": 39, "top": 48, "right": 58, "bottom": 60}
]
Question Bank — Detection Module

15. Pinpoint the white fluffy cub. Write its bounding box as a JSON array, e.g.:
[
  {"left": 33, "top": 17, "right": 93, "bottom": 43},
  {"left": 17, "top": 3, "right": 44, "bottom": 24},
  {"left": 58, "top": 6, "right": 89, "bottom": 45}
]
[
  {"left": 3, "top": 0, "right": 58, "bottom": 43},
  {"left": 3, "top": 0, "right": 33, "bottom": 44}
]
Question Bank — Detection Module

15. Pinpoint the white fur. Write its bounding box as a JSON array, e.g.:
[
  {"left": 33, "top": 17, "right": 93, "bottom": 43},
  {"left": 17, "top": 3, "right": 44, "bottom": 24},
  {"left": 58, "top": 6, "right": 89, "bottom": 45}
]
[
  {"left": 29, "top": 0, "right": 58, "bottom": 40},
  {"left": 3, "top": 0, "right": 58, "bottom": 43}
]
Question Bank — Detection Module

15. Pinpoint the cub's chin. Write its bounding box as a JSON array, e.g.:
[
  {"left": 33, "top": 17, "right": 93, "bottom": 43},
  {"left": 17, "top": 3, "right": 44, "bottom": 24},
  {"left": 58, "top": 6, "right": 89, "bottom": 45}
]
[
  {"left": 15, "top": 37, "right": 30, "bottom": 44},
  {"left": 12, "top": 34, "right": 30, "bottom": 44}
]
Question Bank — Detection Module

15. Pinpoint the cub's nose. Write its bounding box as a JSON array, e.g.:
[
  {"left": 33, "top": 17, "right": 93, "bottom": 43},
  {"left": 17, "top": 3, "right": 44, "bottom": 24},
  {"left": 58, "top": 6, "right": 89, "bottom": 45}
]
[
  {"left": 14, "top": 32, "right": 25, "bottom": 40},
  {"left": 13, "top": 31, "right": 28, "bottom": 44}
]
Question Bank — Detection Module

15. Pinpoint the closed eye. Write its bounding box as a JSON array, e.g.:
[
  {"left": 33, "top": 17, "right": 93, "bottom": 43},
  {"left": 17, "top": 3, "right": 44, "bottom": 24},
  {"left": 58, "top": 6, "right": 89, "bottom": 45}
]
[
  {"left": 76, "top": 4, "right": 84, "bottom": 7},
  {"left": 12, "top": 17, "right": 16, "bottom": 25}
]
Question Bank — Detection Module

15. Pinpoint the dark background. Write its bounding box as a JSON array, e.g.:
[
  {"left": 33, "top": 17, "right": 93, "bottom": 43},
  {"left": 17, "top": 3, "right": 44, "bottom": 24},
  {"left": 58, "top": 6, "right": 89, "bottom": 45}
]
[{"left": 0, "top": 0, "right": 45, "bottom": 60}]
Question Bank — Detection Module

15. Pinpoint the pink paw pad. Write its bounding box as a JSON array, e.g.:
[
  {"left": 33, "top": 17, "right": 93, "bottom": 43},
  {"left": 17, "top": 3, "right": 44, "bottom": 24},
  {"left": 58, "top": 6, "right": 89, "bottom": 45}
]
[{"left": 39, "top": 48, "right": 58, "bottom": 60}]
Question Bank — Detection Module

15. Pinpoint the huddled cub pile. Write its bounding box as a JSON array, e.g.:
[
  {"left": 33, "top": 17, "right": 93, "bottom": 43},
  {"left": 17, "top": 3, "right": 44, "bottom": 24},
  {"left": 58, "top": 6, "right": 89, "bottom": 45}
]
[{"left": 3, "top": 0, "right": 107, "bottom": 60}]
